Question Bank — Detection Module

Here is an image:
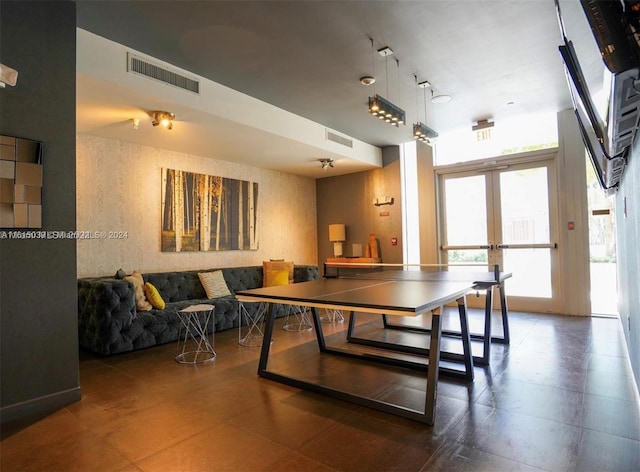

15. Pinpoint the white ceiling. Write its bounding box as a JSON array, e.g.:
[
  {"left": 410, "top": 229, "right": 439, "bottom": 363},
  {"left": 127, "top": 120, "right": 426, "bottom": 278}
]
[{"left": 75, "top": 0, "right": 585, "bottom": 179}]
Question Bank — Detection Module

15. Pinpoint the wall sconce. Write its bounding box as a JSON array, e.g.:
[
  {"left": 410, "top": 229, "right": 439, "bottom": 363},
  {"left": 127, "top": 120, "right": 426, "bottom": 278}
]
[
  {"left": 151, "top": 111, "right": 175, "bottom": 130},
  {"left": 329, "top": 224, "right": 346, "bottom": 257},
  {"left": 373, "top": 196, "right": 394, "bottom": 206},
  {"left": 0, "top": 63, "right": 18, "bottom": 88}
]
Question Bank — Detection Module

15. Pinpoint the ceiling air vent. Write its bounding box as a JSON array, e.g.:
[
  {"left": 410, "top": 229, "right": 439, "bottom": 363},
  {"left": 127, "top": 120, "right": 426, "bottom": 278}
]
[
  {"left": 127, "top": 53, "right": 200, "bottom": 94},
  {"left": 326, "top": 130, "right": 353, "bottom": 148}
]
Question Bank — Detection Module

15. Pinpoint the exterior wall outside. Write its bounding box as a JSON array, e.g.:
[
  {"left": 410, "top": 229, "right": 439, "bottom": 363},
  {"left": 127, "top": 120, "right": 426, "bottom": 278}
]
[
  {"left": 0, "top": 1, "right": 80, "bottom": 421},
  {"left": 76, "top": 134, "right": 317, "bottom": 277},
  {"left": 616, "top": 135, "right": 640, "bottom": 394}
]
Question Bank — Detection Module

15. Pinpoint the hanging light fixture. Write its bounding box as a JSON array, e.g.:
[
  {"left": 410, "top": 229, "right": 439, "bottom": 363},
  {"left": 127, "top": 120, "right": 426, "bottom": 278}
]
[
  {"left": 367, "top": 43, "right": 405, "bottom": 127},
  {"left": 412, "top": 79, "right": 438, "bottom": 145}
]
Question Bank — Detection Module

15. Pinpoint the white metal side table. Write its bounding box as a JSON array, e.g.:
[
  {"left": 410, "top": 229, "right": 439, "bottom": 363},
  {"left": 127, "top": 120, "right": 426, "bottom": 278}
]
[
  {"left": 175, "top": 304, "right": 216, "bottom": 364},
  {"left": 238, "top": 301, "right": 271, "bottom": 347}
]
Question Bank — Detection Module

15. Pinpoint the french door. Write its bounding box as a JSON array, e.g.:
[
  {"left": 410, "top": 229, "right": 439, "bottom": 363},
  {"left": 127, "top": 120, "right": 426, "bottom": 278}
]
[{"left": 439, "top": 157, "right": 560, "bottom": 313}]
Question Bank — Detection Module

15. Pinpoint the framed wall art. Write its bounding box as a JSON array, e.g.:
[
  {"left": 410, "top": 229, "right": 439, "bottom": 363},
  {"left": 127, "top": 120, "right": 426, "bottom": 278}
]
[{"left": 161, "top": 168, "right": 258, "bottom": 252}]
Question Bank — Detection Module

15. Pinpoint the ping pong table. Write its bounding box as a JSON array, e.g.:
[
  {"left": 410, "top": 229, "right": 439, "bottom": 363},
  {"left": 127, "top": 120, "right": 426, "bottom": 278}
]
[
  {"left": 325, "top": 264, "right": 511, "bottom": 367},
  {"left": 235, "top": 276, "right": 476, "bottom": 425}
]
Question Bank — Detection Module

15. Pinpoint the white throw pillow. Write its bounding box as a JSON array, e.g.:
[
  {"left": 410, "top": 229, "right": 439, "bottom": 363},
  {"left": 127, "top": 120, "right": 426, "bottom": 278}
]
[{"left": 198, "top": 270, "right": 232, "bottom": 299}]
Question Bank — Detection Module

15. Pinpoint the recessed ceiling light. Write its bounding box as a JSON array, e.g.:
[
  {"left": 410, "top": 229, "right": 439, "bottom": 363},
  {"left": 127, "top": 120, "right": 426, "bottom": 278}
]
[
  {"left": 431, "top": 94, "right": 452, "bottom": 104},
  {"left": 360, "top": 76, "right": 376, "bottom": 86}
]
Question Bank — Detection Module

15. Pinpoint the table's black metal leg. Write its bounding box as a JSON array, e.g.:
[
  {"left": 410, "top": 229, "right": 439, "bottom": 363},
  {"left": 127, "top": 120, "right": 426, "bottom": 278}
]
[
  {"left": 346, "top": 310, "right": 357, "bottom": 341},
  {"left": 457, "top": 296, "right": 474, "bottom": 381},
  {"left": 425, "top": 308, "right": 442, "bottom": 425},
  {"left": 480, "top": 286, "right": 492, "bottom": 365},
  {"left": 310, "top": 306, "right": 327, "bottom": 352},
  {"left": 499, "top": 281, "right": 510, "bottom": 344},
  {"left": 382, "top": 314, "right": 391, "bottom": 328},
  {"left": 258, "top": 303, "right": 278, "bottom": 374}
]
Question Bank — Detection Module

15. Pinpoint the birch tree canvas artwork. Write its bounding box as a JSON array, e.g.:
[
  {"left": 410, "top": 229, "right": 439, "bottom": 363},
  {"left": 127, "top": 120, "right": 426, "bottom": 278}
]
[{"left": 161, "top": 168, "right": 258, "bottom": 252}]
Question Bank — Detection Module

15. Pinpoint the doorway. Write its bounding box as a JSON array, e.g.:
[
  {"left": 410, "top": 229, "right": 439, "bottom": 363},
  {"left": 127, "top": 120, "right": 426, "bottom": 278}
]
[
  {"left": 438, "top": 154, "right": 560, "bottom": 313},
  {"left": 586, "top": 160, "right": 618, "bottom": 316}
]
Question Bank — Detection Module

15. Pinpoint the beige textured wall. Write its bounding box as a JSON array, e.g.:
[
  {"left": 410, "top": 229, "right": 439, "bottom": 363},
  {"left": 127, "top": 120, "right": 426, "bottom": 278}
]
[{"left": 76, "top": 134, "right": 317, "bottom": 277}]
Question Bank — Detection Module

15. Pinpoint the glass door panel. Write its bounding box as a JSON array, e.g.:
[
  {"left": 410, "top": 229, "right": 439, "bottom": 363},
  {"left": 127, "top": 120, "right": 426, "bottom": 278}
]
[
  {"left": 448, "top": 249, "right": 488, "bottom": 266},
  {"left": 440, "top": 174, "right": 491, "bottom": 309},
  {"left": 443, "top": 175, "right": 487, "bottom": 246},
  {"left": 499, "top": 167, "right": 550, "bottom": 245},
  {"left": 502, "top": 248, "right": 552, "bottom": 298},
  {"left": 497, "top": 166, "right": 555, "bottom": 303},
  {"left": 439, "top": 157, "right": 559, "bottom": 313}
]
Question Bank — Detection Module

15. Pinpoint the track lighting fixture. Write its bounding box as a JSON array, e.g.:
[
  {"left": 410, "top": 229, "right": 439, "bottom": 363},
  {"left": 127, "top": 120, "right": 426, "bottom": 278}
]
[
  {"left": 151, "top": 111, "right": 175, "bottom": 130},
  {"left": 413, "top": 122, "right": 439, "bottom": 144},
  {"left": 365, "top": 41, "right": 405, "bottom": 127},
  {"left": 413, "top": 79, "right": 439, "bottom": 145},
  {"left": 369, "top": 94, "right": 406, "bottom": 126},
  {"left": 319, "top": 158, "right": 334, "bottom": 171}
]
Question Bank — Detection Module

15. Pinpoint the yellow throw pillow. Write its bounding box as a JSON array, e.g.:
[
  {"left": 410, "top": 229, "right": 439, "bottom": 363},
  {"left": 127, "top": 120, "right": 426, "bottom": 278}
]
[
  {"left": 123, "top": 271, "right": 152, "bottom": 311},
  {"left": 143, "top": 282, "right": 165, "bottom": 310},
  {"left": 263, "top": 260, "right": 293, "bottom": 287},
  {"left": 265, "top": 269, "right": 290, "bottom": 287}
]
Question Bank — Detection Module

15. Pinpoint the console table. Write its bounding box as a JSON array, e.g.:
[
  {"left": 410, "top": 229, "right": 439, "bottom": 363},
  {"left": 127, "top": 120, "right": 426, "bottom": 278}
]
[{"left": 326, "top": 257, "right": 382, "bottom": 266}]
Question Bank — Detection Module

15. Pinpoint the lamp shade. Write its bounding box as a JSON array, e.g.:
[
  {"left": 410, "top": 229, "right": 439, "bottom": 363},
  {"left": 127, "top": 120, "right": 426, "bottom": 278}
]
[{"left": 328, "top": 224, "right": 346, "bottom": 242}]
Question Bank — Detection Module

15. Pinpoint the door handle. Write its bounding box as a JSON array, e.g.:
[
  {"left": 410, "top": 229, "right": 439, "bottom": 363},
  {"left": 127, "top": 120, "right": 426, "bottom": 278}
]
[{"left": 496, "top": 243, "right": 557, "bottom": 249}]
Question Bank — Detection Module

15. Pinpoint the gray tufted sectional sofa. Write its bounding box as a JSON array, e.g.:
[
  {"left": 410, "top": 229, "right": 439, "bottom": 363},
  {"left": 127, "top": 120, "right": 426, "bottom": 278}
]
[{"left": 78, "top": 265, "right": 319, "bottom": 356}]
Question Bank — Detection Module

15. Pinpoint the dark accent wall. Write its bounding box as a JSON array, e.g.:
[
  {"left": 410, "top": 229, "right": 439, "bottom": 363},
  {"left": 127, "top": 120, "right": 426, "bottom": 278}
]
[
  {"left": 316, "top": 146, "right": 403, "bottom": 271},
  {"left": 616, "top": 139, "right": 640, "bottom": 394},
  {"left": 0, "top": 1, "right": 80, "bottom": 423}
]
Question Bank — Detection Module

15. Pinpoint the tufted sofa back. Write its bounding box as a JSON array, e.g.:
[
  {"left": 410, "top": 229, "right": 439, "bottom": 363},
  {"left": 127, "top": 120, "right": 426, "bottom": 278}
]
[
  {"left": 78, "top": 265, "right": 319, "bottom": 355},
  {"left": 143, "top": 271, "right": 206, "bottom": 302},
  {"left": 142, "top": 265, "right": 320, "bottom": 303}
]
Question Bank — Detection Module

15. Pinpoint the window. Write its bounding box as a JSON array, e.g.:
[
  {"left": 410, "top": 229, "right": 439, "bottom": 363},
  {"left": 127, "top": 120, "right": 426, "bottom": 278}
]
[{"left": 434, "top": 112, "right": 558, "bottom": 166}]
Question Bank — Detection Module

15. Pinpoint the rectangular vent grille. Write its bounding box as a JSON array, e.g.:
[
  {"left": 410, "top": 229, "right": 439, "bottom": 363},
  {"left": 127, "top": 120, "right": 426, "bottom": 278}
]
[
  {"left": 326, "top": 130, "right": 353, "bottom": 148},
  {"left": 127, "top": 53, "right": 199, "bottom": 94}
]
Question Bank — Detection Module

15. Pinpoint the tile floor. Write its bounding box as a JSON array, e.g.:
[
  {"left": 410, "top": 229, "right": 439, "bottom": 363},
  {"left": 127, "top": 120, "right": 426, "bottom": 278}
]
[{"left": 1, "top": 309, "right": 639, "bottom": 472}]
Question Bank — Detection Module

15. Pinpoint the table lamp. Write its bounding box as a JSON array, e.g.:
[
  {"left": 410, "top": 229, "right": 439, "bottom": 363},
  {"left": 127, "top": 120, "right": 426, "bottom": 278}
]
[{"left": 328, "top": 224, "right": 346, "bottom": 257}]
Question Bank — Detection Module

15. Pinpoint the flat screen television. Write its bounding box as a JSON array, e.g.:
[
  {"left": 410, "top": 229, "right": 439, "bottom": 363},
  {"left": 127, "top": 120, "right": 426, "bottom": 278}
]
[{"left": 556, "top": 0, "right": 640, "bottom": 192}]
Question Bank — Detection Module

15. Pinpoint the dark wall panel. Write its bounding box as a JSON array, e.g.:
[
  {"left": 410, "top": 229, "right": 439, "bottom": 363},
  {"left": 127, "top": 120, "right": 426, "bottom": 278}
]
[
  {"left": 0, "top": 1, "right": 80, "bottom": 420},
  {"left": 316, "top": 147, "right": 403, "bottom": 267}
]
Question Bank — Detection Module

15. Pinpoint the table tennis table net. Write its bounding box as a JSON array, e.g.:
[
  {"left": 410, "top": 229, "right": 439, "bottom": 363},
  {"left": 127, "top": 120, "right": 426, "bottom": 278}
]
[{"left": 324, "top": 263, "right": 497, "bottom": 282}]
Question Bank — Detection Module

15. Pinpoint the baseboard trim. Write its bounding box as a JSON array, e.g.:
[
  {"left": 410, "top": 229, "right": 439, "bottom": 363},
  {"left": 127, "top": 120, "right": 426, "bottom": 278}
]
[{"left": 0, "top": 387, "right": 82, "bottom": 425}]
